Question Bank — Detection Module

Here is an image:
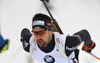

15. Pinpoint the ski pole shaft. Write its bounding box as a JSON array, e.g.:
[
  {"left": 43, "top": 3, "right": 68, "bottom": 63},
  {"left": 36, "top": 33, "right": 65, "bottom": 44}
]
[
  {"left": 42, "top": 0, "right": 54, "bottom": 21},
  {"left": 41, "top": 0, "right": 63, "bottom": 34},
  {"left": 89, "top": 53, "right": 100, "bottom": 60}
]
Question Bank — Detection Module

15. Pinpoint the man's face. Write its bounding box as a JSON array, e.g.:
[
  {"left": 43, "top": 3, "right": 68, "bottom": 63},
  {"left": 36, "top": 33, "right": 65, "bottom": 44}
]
[{"left": 32, "top": 28, "right": 53, "bottom": 47}]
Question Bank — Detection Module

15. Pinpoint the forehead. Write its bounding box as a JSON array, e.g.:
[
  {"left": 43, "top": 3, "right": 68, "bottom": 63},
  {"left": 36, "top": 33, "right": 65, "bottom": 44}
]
[{"left": 33, "top": 28, "right": 45, "bottom": 31}]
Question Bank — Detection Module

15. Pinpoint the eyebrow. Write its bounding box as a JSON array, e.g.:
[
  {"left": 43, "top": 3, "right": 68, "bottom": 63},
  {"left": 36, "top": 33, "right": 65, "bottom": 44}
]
[{"left": 32, "top": 29, "right": 46, "bottom": 32}]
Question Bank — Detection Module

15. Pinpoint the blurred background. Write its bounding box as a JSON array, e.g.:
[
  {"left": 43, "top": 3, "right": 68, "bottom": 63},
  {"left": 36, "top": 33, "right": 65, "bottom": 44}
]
[{"left": 0, "top": 0, "right": 100, "bottom": 63}]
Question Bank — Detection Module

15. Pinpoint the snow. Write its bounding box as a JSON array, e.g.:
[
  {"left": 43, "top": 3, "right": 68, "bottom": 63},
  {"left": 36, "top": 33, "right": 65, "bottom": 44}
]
[{"left": 0, "top": 0, "right": 100, "bottom": 63}]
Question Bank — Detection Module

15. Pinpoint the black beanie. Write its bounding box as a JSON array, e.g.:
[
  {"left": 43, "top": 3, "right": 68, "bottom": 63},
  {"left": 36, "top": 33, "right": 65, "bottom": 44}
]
[{"left": 32, "top": 13, "right": 52, "bottom": 30}]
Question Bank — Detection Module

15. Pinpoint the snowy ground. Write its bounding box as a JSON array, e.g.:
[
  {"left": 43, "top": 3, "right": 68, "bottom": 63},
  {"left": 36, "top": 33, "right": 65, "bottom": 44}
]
[{"left": 0, "top": 0, "right": 100, "bottom": 63}]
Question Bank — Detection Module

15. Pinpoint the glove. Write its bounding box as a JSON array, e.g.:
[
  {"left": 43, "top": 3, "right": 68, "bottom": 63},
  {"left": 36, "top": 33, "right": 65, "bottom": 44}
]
[
  {"left": 20, "top": 28, "right": 32, "bottom": 52},
  {"left": 82, "top": 40, "right": 96, "bottom": 53},
  {"left": 0, "top": 39, "right": 10, "bottom": 53}
]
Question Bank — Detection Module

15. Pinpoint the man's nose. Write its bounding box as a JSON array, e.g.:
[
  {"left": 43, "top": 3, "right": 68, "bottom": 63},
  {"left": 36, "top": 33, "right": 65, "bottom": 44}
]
[{"left": 36, "top": 34, "right": 41, "bottom": 39}]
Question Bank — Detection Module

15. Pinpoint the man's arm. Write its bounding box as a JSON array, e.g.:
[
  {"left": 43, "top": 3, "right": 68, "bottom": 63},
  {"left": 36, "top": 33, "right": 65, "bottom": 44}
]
[
  {"left": 65, "top": 29, "right": 95, "bottom": 56},
  {"left": 73, "top": 29, "right": 96, "bottom": 53},
  {"left": 20, "top": 28, "right": 32, "bottom": 52},
  {"left": 65, "top": 36, "right": 80, "bottom": 56}
]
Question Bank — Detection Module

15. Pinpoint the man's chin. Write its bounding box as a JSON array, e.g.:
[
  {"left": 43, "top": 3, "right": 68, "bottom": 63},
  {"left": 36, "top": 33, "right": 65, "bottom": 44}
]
[
  {"left": 38, "top": 44, "right": 47, "bottom": 47},
  {"left": 38, "top": 43, "right": 43, "bottom": 47}
]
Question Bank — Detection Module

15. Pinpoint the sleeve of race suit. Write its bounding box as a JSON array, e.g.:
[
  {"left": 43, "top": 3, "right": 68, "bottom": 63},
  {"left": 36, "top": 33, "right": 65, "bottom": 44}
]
[
  {"left": 65, "top": 29, "right": 95, "bottom": 56},
  {"left": 65, "top": 36, "right": 80, "bottom": 56},
  {"left": 20, "top": 28, "right": 32, "bottom": 52},
  {"left": 73, "top": 29, "right": 96, "bottom": 53},
  {"left": 73, "top": 29, "right": 92, "bottom": 46}
]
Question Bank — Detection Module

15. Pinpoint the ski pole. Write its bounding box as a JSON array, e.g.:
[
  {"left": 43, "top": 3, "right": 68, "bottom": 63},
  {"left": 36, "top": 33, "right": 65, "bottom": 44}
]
[
  {"left": 40, "top": 0, "right": 63, "bottom": 34},
  {"left": 89, "top": 53, "right": 100, "bottom": 60}
]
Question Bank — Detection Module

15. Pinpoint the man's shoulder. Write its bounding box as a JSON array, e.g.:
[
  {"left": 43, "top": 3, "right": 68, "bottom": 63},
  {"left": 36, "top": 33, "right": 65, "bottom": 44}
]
[{"left": 29, "top": 36, "right": 35, "bottom": 45}]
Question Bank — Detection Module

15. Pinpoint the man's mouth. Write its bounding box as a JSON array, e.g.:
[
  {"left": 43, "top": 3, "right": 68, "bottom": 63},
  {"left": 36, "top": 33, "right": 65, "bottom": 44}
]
[
  {"left": 37, "top": 39, "right": 43, "bottom": 44},
  {"left": 38, "top": 41, "right": 43, "bottom": 44}
]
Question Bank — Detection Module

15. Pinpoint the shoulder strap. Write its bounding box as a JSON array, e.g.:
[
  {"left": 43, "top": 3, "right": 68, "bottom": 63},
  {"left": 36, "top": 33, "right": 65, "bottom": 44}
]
[
  {"left": 30, "top": 38, "right": 36, "bottom": 56},
  {"left": 53, "top": 32, "right": 72, "bottom": 60}
]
